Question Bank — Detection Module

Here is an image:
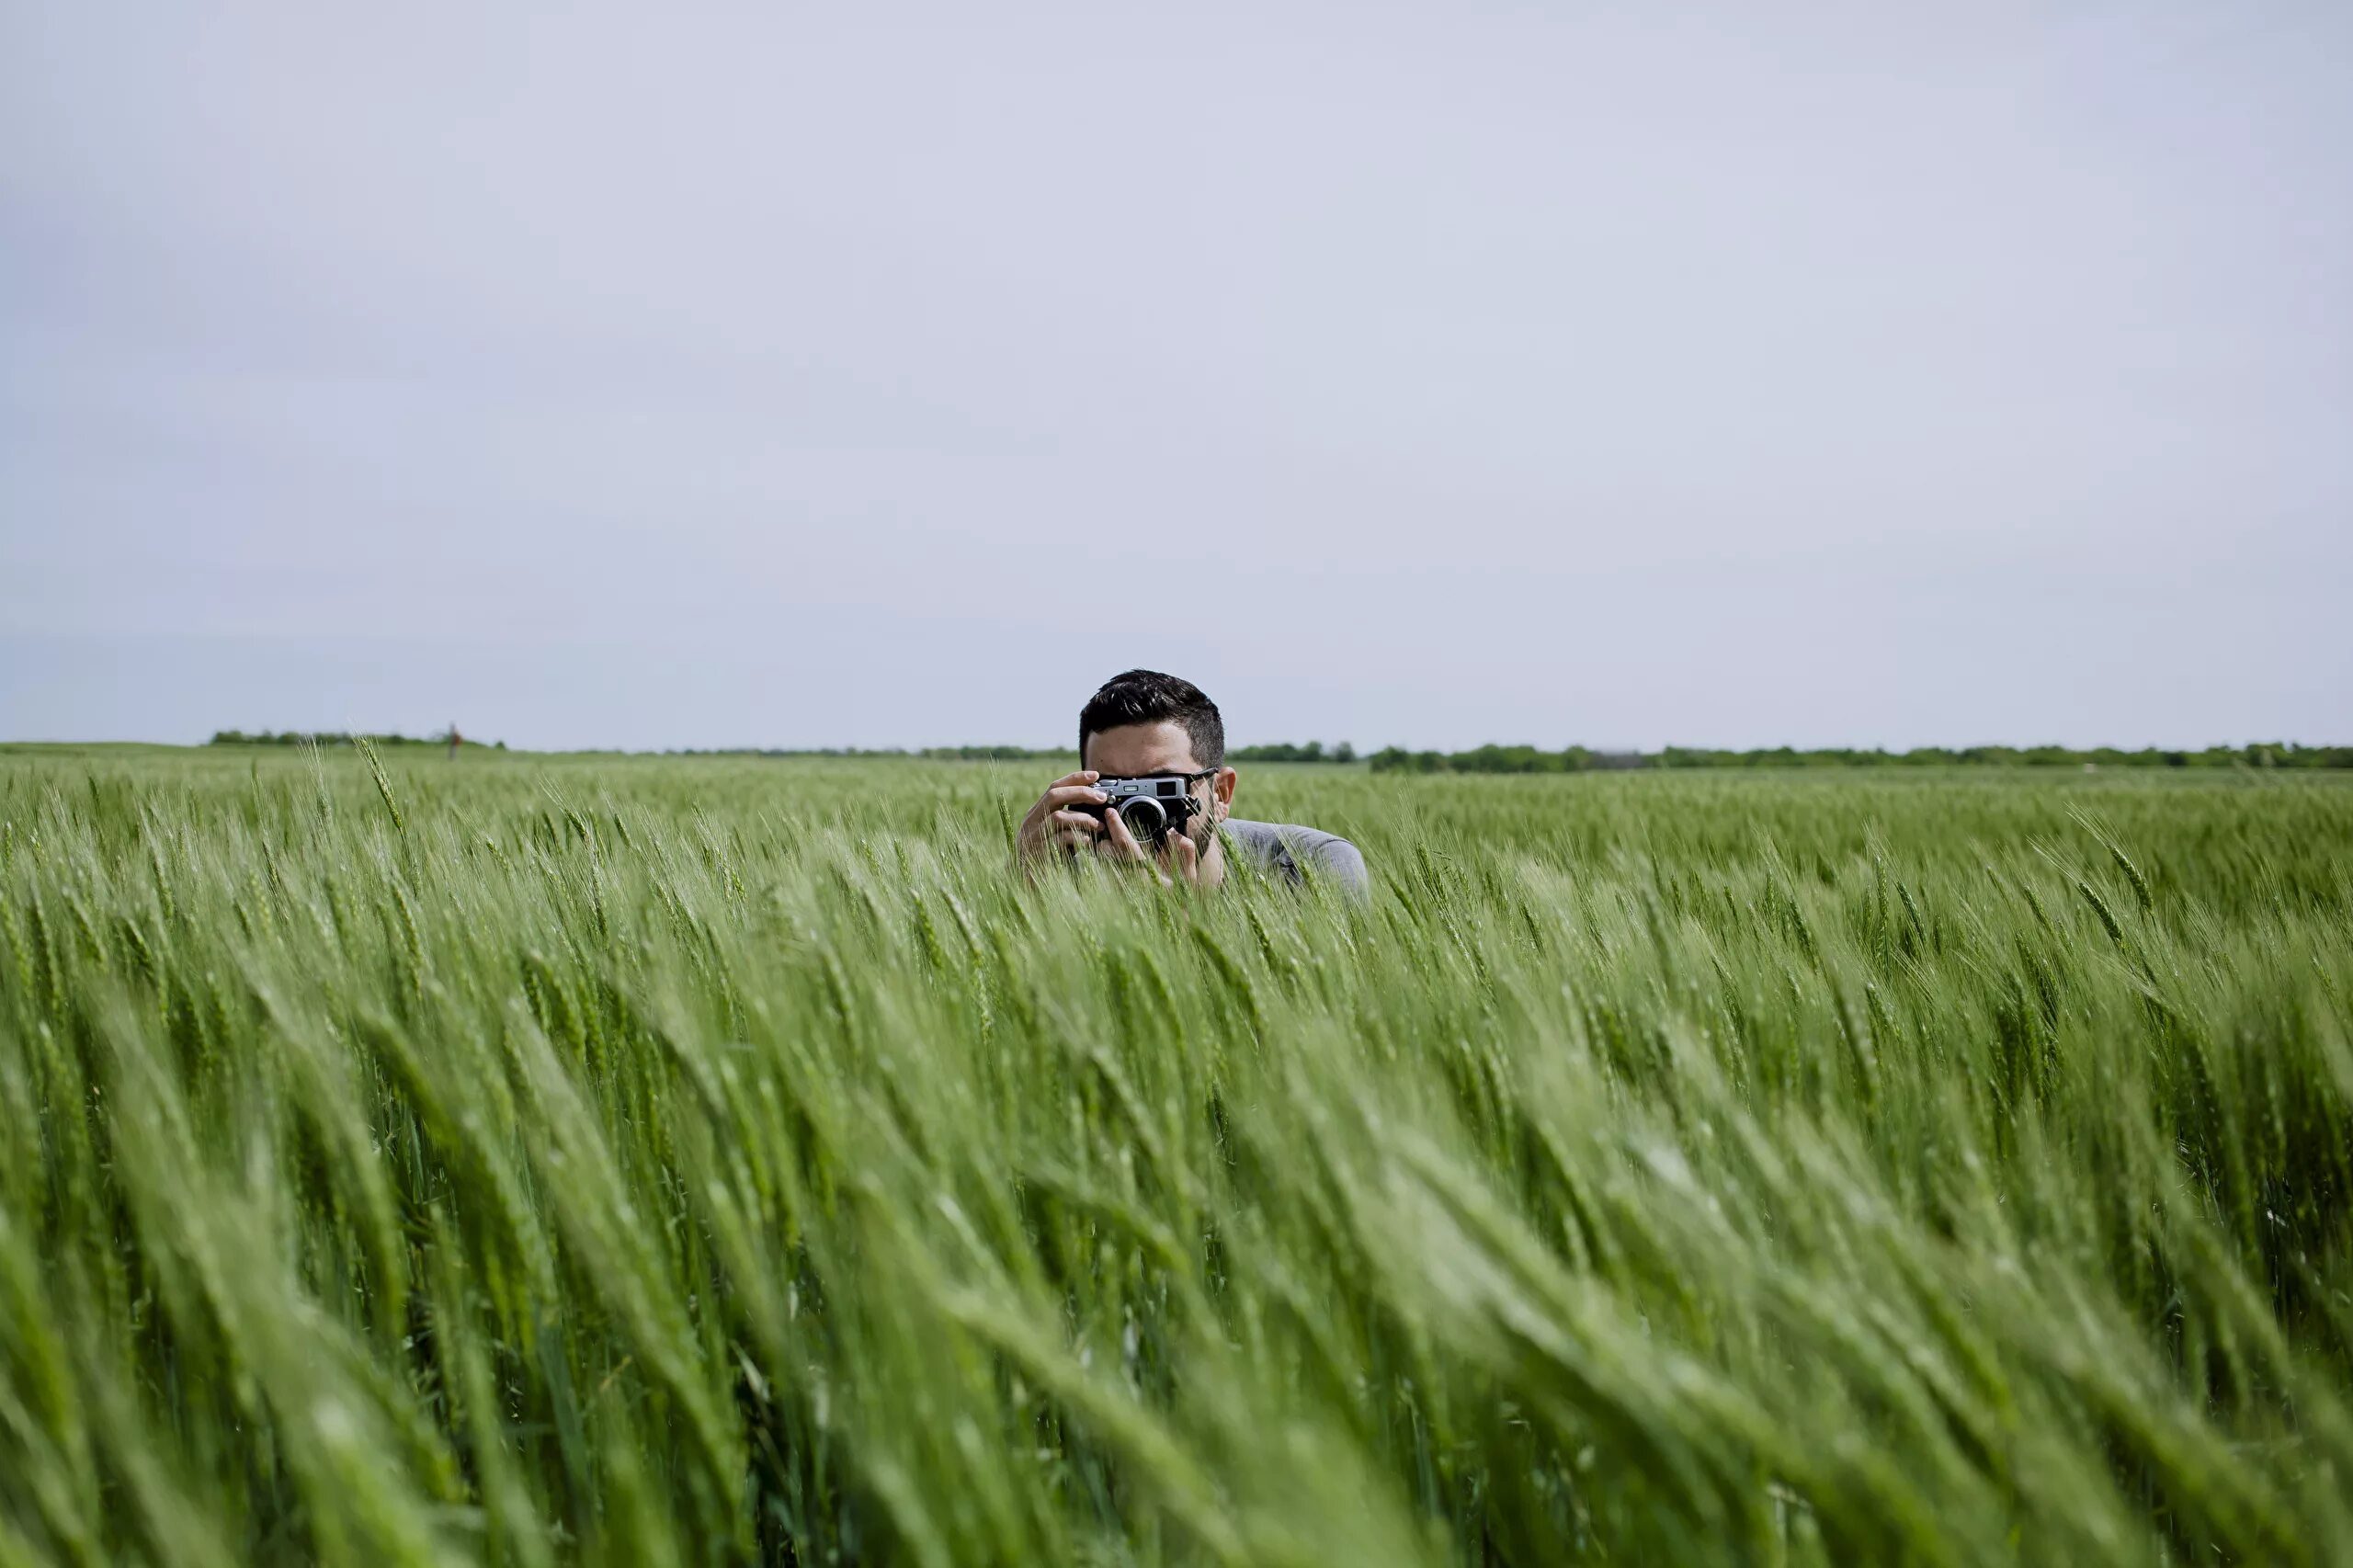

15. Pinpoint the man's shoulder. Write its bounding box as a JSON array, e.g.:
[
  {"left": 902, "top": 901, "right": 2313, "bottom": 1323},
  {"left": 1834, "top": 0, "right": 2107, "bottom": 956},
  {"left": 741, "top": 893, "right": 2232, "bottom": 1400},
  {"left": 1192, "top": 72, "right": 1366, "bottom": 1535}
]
[{"left": 1223, "top": 819, "right": 1369, "bottom": 894}]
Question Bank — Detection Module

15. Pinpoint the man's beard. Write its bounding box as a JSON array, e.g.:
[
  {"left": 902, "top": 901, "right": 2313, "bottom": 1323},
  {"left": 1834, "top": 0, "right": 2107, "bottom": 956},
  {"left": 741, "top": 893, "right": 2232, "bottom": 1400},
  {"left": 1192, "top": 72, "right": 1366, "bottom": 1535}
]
[{"left": 1184, "top": 806, "right": 1216, "bottom": 858}]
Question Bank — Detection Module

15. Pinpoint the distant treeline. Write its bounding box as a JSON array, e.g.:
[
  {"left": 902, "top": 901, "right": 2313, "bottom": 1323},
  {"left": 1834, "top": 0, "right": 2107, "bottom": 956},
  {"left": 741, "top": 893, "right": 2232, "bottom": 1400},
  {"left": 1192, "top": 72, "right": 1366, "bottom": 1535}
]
[
  {"left": 662, "top": 745, "right": 1076, "bottom": 760},
  {"left": 210, "top": 730, "right": 506, "bottom": 750},
  {"left": 675, "top": 744, "right": 1366, "bottom": 762},
  {"left": 1230, "top": 742, "right": 1358, "bottom": 763},
  {"left": 1369, "top": 742, "right": 2353, "bottom": 774},
  {"left": 199, "top": 733, "right": 2353, "bottom": 771}
]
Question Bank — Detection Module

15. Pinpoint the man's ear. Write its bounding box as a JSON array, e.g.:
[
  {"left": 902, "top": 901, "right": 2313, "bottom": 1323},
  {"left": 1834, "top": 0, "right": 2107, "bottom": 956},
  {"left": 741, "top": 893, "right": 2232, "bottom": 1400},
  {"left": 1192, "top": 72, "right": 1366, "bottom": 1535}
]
[{"left": 1212, "top": 766, "right": 1237, "bottom": 816}]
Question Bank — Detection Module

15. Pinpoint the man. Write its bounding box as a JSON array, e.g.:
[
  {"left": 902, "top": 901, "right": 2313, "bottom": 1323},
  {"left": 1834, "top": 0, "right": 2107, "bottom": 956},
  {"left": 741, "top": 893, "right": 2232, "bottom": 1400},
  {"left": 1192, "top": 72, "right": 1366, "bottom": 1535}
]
[{"left": 1016, "top": 670, "right": 1369, "bottom": 896}]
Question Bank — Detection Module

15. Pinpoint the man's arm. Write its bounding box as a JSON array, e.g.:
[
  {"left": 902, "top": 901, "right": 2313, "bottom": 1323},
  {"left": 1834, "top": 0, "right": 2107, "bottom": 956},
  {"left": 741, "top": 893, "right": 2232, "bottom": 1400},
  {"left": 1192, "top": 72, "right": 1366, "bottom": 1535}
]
[
  {"left": 1289, "top": 827, "right": 1369, "bottom": 898},
  {"left": 1227, "top": 820, "right": 1370, "bottom": 898}
]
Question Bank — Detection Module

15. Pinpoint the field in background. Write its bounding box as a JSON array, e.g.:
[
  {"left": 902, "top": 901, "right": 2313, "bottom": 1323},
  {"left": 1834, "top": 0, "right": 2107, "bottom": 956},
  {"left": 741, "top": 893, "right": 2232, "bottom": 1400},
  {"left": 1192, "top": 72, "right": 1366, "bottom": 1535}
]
[{"left": 4, "top": 749, "right": 2351, "bottom": 1565}]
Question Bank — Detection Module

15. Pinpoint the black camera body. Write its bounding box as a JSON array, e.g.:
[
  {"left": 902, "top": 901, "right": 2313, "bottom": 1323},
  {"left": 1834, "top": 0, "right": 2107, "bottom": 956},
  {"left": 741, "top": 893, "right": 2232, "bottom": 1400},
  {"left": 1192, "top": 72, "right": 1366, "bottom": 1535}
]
[{"left": 1080, "top": 774, "right": 1205, "bottom": 851}]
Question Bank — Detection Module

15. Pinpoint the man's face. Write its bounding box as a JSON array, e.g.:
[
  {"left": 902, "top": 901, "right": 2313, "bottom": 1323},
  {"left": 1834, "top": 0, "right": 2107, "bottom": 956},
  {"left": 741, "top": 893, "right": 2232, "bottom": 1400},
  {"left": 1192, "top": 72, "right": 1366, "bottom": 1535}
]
[{"left": 1082, "top": 722, "right": 1237, "bottom": 853}]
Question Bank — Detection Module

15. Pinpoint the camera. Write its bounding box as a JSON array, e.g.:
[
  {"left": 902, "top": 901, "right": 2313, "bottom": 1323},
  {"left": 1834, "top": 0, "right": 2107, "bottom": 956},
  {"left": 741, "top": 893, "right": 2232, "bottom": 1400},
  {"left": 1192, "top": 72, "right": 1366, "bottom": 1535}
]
[{"left": 1080, "top": 774, "right": 1205, "bottom": 851}]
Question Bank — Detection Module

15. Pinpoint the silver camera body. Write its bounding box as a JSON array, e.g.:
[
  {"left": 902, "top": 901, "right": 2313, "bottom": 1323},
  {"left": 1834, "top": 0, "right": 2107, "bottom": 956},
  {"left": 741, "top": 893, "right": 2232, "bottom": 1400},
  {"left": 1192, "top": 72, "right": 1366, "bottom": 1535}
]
[{"left": 1086, "top": 774, "right": 1205, "bottom": 850}]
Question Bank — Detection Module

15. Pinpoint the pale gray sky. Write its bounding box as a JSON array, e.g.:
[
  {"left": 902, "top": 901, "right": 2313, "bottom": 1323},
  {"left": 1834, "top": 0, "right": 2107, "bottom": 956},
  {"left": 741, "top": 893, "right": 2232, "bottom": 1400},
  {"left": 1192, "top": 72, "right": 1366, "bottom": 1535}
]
[{"left": 4, "top": 2, "right": 2347, "bottom": 751}]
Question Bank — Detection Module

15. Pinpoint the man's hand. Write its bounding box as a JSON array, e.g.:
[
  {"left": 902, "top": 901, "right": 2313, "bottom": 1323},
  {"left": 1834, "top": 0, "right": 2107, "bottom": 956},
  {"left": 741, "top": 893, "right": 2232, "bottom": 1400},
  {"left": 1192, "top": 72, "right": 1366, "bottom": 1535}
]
[
  {"left": 1016, "top": 771, "right": 1109, "bottom": 866},
  {"left": 1094, "top": 802, "right": 1203, "bottom": 887}
]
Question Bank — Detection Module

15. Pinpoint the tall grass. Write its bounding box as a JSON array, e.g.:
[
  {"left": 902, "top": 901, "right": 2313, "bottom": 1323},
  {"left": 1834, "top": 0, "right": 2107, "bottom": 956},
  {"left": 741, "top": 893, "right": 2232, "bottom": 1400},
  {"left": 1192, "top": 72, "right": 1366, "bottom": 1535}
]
[{"left": 3, "top": 750, "right": 2349, "bottom": 1564}]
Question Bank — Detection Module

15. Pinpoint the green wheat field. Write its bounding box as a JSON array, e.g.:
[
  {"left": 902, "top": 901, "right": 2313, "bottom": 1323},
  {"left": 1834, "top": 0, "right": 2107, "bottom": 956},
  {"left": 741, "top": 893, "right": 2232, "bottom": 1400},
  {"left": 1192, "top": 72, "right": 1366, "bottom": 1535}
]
[{"left": 4, "top": 746, "right": 2350, "bottom": 1566}]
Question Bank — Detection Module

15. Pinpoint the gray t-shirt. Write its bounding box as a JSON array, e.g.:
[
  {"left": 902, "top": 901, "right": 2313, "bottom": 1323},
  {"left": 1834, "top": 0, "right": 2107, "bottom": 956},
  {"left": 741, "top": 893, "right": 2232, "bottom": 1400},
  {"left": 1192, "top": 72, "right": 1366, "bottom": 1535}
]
[{"left": 1222, "top": 819, "right": 1369, "bottom": 898}]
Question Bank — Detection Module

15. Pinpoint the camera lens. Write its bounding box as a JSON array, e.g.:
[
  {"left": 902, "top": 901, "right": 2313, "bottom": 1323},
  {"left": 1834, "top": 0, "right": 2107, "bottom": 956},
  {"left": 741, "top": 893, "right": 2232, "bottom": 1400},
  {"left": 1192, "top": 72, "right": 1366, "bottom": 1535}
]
[{"left": 1118, "top": 797, "right": 1167, "bottom": 843}]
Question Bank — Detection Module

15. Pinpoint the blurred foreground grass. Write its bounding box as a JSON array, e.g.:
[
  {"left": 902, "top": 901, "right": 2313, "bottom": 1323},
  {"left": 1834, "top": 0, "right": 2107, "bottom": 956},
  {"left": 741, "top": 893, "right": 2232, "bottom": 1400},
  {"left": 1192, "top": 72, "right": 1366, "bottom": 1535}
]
[{"left": 3, "top": 748, "right": 2351, "bottom": 1565}]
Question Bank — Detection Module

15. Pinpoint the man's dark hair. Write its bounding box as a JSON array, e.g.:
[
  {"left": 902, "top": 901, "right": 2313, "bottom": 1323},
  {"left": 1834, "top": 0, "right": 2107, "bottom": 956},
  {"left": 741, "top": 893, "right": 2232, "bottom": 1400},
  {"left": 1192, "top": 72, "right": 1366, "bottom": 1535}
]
[{"left": 1079, "top": 670, "right": 1225, "bottom": 769}]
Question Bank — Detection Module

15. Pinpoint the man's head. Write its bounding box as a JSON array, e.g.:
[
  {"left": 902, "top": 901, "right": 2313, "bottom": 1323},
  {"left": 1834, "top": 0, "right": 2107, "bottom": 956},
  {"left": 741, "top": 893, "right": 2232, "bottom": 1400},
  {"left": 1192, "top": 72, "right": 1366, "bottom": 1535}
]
[{"left": 1078, "top": 670, "right": 1238, "bottom": 849}]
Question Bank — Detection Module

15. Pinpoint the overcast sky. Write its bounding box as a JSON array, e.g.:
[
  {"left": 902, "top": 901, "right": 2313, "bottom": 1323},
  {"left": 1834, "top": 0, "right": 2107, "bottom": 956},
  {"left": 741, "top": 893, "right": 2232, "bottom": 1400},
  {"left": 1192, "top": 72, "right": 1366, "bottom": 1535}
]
[{"left": 4, "top": 2, "right": 2347, "bottom": 751}]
